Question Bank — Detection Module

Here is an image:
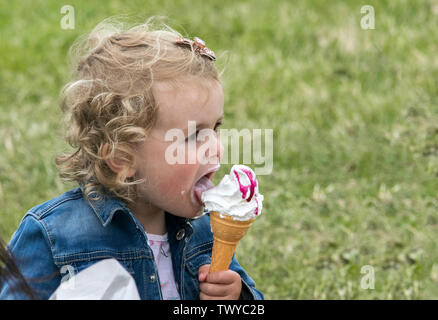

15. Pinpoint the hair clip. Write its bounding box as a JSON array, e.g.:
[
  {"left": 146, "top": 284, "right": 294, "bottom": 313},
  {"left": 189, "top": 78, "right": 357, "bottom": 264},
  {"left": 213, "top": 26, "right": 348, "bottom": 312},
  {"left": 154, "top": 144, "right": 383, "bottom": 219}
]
[{"left": 175, "top": 37, "right": 216, "bottom": 61}]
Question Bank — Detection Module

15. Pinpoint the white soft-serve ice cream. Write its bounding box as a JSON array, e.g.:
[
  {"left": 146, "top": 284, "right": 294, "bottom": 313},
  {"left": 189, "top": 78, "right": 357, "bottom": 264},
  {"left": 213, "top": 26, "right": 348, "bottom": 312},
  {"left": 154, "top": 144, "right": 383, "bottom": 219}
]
[{"left": 201, "top": 165, "right": 263, "bottom": 221}]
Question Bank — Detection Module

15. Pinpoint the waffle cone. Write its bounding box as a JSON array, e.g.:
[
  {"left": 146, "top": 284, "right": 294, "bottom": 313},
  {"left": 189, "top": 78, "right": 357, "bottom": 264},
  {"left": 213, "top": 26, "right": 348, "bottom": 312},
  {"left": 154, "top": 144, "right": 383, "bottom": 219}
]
[{"left": 209, "top": 211, "right": 255, "bottom": 273}]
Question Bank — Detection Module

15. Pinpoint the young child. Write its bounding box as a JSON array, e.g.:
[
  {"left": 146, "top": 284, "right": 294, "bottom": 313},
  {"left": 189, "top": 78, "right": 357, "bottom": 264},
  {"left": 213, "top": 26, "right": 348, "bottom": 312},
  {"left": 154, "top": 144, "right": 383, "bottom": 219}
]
[{"left": 0, "top": 18, "right": 264, "bottom": 300}]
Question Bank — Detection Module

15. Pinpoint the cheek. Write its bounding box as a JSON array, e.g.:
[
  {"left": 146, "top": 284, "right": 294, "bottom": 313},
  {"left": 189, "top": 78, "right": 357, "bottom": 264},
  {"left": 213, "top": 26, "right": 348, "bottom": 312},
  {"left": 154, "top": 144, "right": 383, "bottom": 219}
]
[
  {"left": 144, "top": 163, "right": 200, "bottom": 216},
  {"left": 137, "top": 144, "right": 197, "bottom": 197},
  {"left": 161, "top": 164, "right": 198, "bottom": 195}
]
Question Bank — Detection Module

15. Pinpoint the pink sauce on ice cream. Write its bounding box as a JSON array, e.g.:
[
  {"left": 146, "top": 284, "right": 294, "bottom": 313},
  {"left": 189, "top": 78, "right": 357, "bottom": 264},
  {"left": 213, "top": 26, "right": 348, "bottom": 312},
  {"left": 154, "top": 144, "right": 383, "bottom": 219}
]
[
  {"left": 201, "top": 165, "right": 264, "bottom": 220},
  {"left": 233, "top": 168, "right": 257, "bottom": 201},
  {"left": 233, "top": 167, "right": 259, "bottom": 215}
]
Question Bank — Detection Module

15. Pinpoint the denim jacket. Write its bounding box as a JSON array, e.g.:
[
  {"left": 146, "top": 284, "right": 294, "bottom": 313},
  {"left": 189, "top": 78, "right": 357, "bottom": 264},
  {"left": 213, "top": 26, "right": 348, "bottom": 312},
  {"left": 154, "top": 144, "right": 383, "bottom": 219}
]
[{"left": 0, "top": 187, "right": 264, "bottom": 300}]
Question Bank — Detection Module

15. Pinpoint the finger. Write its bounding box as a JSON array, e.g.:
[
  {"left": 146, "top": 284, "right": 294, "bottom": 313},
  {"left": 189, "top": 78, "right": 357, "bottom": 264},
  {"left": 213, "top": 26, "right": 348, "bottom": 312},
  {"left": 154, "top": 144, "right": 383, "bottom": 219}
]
[
  {"left": 206, "top": 270, "right": 238, "bottom": 284},
  {"left": 198, "top": 264, "right": 210, "bottom": 282},
  {"left": 200, "top": 282, "right": 230, "bottom": 297}
]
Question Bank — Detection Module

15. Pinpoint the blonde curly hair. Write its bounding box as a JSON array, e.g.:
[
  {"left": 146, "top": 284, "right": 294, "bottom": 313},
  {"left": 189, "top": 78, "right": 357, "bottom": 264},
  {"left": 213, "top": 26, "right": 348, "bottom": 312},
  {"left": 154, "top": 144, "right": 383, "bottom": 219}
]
[{"left": 55, "top": 17, "right": 220, "bottom": 204}]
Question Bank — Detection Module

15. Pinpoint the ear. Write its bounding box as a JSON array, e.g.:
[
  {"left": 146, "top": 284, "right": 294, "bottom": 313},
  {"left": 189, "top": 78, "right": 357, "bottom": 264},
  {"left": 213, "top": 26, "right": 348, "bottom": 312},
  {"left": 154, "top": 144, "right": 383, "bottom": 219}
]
[{"left": 102, "top": 143, "right": 136, "bottom": 178}]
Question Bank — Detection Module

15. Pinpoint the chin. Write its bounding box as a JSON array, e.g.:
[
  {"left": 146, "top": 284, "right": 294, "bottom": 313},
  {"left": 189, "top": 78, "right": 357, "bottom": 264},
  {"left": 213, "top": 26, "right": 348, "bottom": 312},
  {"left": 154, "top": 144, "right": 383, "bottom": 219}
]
[
  {"left": 163, "top": 202, "right": 199, "bottom": 218},
  {"left": 190, "top": 207, "right": 206, "bottom": 219},
  {"left": 185, "top": 207, "right": 204, "bottom": 219}
]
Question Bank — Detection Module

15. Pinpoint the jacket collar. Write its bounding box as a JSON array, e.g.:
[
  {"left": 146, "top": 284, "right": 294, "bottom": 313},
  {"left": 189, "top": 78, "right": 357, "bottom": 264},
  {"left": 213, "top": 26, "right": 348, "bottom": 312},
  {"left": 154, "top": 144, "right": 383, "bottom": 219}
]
[
  {"left": 80, "top": 185, "right": 130, "bottom": 227},
  {"left": 79, "top": 184, "right": 199, "bottom": 229}
]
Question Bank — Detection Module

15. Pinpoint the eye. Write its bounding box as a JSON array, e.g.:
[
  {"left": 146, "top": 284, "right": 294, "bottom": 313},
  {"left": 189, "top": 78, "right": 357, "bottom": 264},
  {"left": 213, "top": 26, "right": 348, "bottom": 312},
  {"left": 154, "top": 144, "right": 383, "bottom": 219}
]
[
  {"left": 185, "top": 130, "right": 200, "bottom": 142},
  {"left": 214, "top": 121, "right": 223, "bottom": 132}
]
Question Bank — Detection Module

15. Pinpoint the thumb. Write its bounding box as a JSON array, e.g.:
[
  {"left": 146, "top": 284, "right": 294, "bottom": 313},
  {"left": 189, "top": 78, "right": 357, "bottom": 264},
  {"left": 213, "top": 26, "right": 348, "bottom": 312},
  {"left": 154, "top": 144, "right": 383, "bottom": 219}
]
[{"left": 198, "top": 264, "right": 210, "bottom": 282}]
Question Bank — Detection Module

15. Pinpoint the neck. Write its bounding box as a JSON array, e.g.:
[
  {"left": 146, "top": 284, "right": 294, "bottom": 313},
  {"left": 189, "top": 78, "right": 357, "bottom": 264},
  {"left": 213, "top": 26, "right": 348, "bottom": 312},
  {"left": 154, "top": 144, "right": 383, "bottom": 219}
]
[{"left": 129, "top": 201, "right": 166, "bottom": 235}]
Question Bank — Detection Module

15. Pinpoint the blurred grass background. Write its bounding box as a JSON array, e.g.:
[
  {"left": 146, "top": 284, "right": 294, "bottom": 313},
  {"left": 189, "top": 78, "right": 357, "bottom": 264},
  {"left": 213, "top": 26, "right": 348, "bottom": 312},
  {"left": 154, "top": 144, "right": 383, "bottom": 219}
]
[{"left": 1, "top": 0, "right": 438, "bottom": 299}]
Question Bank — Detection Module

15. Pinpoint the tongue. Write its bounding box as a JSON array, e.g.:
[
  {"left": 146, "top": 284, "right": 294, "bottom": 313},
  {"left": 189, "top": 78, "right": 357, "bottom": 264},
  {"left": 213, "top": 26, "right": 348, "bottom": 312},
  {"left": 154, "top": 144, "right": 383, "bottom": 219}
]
[{"left": 193, "top": 176, "right": 215, "bottom": 205}]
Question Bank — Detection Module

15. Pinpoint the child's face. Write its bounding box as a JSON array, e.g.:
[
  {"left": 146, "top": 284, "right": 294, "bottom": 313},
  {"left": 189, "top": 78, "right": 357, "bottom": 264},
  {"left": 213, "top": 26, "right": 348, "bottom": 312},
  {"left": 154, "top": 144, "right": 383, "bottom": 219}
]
[{"left": 133, "top": 78, "right": 224, "bottom": 218}]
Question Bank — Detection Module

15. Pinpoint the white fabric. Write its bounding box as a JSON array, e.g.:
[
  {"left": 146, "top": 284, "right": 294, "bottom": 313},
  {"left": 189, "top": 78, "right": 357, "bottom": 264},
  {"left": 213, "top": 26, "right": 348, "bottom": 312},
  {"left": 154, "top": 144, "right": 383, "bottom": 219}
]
[
  {"left": 49, "top": 258, "right": 140, "bottom": 300},
  {"left": 147, "top": 233, "right": 180, "bottom": 300}
]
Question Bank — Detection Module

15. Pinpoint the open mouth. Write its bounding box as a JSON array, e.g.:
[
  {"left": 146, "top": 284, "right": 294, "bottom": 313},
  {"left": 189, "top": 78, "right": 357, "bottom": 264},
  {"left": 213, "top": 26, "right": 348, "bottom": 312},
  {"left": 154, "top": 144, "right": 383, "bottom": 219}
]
[{"left": 191, "top": 166, "right": 219, "bottom": 207}]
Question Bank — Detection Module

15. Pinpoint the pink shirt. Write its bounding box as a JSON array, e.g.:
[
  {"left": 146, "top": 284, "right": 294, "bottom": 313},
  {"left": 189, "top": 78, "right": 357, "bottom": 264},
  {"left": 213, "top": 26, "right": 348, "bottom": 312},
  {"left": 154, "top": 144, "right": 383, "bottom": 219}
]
[{"left": 146, "top": 233, "right": 180, "bottom": 300}]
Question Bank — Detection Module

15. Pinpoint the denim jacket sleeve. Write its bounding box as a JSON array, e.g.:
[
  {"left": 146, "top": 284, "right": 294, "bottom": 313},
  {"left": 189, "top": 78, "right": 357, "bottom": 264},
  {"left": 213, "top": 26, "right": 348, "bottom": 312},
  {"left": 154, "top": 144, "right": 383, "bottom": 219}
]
[
  {"left": 0, "top": 214, "right": 61, "bottom": 300},
  {"left": 229, "top": 255, "right": 264, "bottom": 300}
]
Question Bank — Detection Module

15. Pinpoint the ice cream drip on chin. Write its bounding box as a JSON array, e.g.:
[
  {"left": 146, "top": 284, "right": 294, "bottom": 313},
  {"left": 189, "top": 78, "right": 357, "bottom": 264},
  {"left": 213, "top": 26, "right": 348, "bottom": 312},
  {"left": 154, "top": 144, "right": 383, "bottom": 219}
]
[{"left": 201, "top": 165, "right": 264, "bottom": 221}]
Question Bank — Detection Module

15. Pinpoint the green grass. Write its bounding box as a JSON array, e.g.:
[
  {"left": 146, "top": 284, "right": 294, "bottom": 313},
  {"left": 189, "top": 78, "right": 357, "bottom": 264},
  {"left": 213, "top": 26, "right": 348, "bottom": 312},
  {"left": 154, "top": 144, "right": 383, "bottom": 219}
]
[{"left": 1, "top": 0, "right": 438, "bottom": 299}]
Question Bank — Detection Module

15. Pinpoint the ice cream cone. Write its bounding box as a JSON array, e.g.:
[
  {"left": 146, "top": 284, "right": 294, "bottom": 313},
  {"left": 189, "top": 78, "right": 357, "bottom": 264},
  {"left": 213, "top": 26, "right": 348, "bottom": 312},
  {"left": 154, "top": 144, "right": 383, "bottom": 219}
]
[{"left": 209, "top": 211, "right": 255, "bottom": 273}]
